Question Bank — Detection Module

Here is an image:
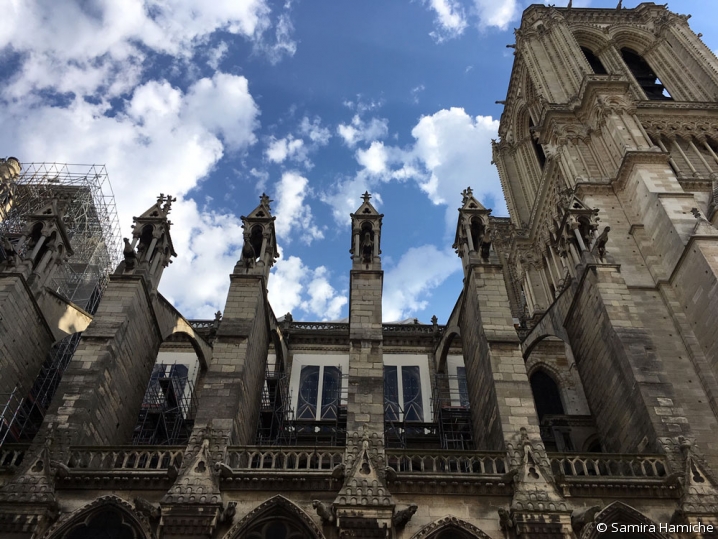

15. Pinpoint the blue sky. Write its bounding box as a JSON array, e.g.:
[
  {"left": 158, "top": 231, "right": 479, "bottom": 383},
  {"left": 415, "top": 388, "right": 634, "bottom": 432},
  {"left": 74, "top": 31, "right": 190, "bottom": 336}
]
[{"left": 2, "top": 0, "right": 717, "bottom": 323}]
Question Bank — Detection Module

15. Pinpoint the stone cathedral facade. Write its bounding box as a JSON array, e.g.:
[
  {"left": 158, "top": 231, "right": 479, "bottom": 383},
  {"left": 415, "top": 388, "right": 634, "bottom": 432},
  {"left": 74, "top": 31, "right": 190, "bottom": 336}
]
[{"left": 3, "top": 2, "right": 718, "bottom": 538}]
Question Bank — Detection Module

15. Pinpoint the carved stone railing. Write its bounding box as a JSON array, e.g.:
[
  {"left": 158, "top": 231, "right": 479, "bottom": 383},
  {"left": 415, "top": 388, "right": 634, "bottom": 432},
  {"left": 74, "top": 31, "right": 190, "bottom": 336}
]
[
  {"left": 0, "top": 444, "right": 28, "bottom": 470},
  {"left": 549, "top": 452, "right": 668, "bottom": 479},
  {"left": 386, "top": 450, "right": 508, "bottom": 475},
  {"left": 225, "top": 446, "right": 344, "bottom": 471},
  {"left": 286, "top": 322, "right": 349, "bottom": 332},
  {"left": 383, "top": 324, "right": 444, "bottom": 335},
  {"left": 188, "top": 319, "right": 215, "bottom": 330},
  {"left": 66, "top": 446, "right": 184, "bottom": 471},
  {"left": 385, "top": 449, "right": 511, "bottom": 495}
]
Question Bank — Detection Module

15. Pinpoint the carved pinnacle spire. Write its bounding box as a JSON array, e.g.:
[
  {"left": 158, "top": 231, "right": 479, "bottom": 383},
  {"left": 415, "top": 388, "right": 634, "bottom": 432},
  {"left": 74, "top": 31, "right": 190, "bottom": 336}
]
[{"left": 361, "top": 191, "right": 371, "bottom": 203}]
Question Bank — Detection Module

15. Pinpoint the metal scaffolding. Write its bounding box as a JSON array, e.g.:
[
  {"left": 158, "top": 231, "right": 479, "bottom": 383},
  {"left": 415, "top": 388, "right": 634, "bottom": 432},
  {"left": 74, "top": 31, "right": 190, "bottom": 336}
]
[
  {"left": 132, "top": 364, "right": 198, "bottom": 446},
  {"left": 256, "top": 366, "right": 349, "bottom": 447},
  {"left": 0, "top": 163, "right": 121, "bottom": 444}
]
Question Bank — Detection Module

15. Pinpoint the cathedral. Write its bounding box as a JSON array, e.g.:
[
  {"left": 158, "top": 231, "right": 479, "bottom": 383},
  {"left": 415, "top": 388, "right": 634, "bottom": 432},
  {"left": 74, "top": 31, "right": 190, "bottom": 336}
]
[{"left": 3, "top": 2, "right": 718, "bottom": 538}]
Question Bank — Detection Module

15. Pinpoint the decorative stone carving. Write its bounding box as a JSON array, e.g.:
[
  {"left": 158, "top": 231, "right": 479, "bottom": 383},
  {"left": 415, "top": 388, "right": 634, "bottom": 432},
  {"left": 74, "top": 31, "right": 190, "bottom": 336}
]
[{"left": 391, "top": 504, "right": 417, "bottom": 529}]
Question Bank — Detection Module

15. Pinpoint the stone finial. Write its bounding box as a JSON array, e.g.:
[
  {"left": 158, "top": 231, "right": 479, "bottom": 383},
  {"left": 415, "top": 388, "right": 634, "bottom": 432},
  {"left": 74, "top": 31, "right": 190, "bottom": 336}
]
[
  {"left": 361, "top": 191, "right": 372, "bottom": 203},
  {"left": 461, "top": 186, "right": 473, "bottom": 204},
  {"left": 260, "top": 193, "right": 273, "bottom": 208}
]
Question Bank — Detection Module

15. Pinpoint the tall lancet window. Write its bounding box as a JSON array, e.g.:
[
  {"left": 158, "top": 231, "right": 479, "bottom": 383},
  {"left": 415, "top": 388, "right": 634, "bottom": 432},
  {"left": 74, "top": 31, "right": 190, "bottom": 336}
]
[{"left": 621, "top": 48, "right": 672, "bottom": 100}]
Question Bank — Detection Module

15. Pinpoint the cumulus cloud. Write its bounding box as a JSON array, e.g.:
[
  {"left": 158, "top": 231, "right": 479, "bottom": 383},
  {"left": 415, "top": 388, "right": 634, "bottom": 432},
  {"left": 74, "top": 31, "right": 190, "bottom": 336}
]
[
  {"left": 425, "top": 0, "right": 468, "bottom": 42},
  {"left": 337, "top": 115, "right": 389, "bottom": 147},
  {"left": 326, "top": 107, "right": 503, "bottom": 233},
  {"left": 320, "top": 175, "right": 379, "bottom": 226},
  {"left": 266, "top": 136, "right": 307, "bottom": 164},
  {"left": 300, "top": 116, "right": 332, "bottom": 145},
  {"left": 0, "top": 0, "right": 278, "bottom": 100},
  {"left": 383, "top": 245, "right": 461, "bottom": 321},
  {"left": 268, "top": 256, "right": 347, "bottom": 320},
  {"left": 273, "top": 171, "right": 324, "bottom": 244},
  {"left": 472, "top": 0, "right": 519, "bottom": 30},
  {"left": 0, "top": 73, "right": 260, "bottom": 317}
]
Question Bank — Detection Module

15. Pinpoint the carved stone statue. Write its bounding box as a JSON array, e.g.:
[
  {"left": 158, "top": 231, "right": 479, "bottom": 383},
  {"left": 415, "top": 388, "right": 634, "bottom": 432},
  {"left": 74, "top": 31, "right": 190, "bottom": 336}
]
[
  {"left": 360, "top": 230, "right": 374, "bottom": 263},
  {"left": 122, "top": 238, "right": 137, "bottom": 271}
]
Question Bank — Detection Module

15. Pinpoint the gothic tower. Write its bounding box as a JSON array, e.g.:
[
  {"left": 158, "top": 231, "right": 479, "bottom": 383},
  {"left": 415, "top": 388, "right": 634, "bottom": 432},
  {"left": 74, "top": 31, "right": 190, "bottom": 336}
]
[{"left": 493, "top": 1, "right": 718, "bottom": 492}]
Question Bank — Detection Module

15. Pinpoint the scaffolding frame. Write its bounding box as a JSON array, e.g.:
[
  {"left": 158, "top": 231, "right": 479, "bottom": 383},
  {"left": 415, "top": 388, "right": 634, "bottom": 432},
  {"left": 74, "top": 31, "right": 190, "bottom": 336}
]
[
  {"left": 383, "top": 375, "right": 475, "bottom": 450},
  {"left": 256, "top": 366, "right": 349, "bottom": 447},
  {"left": 132, "top": 364, "right": 199, "bottom": 446},
  {"left": 0, "top": 163, "right": 121, "bottom": 445}
]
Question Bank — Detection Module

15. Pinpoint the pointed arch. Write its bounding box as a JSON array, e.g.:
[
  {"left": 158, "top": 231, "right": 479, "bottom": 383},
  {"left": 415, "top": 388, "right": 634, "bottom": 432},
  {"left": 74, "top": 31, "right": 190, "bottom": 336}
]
[
  {"left": 411, "top": 516, "right": 493, "bottom": 539},
  {"left": 41, "top": 495, "right": 154, "bottom": 539},
  {"left": 580, "top": 502, "right": 668, "bottom": 539},
  {"left": 222, "top": 495, "right": 325, "bottom": 539}
]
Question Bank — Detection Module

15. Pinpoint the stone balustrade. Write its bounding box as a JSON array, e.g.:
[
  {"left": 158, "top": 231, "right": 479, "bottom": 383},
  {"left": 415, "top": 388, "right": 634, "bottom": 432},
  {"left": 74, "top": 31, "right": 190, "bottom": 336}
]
[
  {"left": 385, "top": 449, "right": 508, "bottom": 475},
  {"left": 225, "top": 446, "right": 344, "bottom": 471},
  {"left": 549, "top": 452, "right": 668, "bottom": 479},
  {"left": 66, "top": 446, "right": 184, "bottom": 471}
]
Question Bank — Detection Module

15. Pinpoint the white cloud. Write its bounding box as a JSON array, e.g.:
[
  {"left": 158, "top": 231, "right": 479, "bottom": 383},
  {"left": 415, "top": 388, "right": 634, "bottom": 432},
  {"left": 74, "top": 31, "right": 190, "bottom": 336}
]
[
  {"left": 0, "top": 73, "right": 260, "bottom": 318},
  {"left": 183, "top": 73, "right": 260, "bottom": 150},
  {"left": 273, "top": 171, "right": 324, "bottom": 244},
  {"left": 161, "top": 200, "right": 246, "bottom": 318},
  {"left": 383, "top": 245, "right": 461, "bottom": 321},
  {"left": 325, "top": 107, "right": 504, "bottom": 236},
  {"left": 411, "top": 84, "right": 426, "bottom": 104},
  {"left": 268, "top": 255, "right": 347, "bottom": 320},
  {"left": 320, "top": 175, "right": 377, "bottom": 226},
  {"left": 356, "top": 142, "right": 390, "bottom": 176},
  {"left": 337, "top": 115, "right": 389, "bottom": 147},
  {"left": 207, "top": 41, "right": 229, "bottom": 69},
  {"left": 409, "top": 108, "right": 499, "bottom": 206},
  {"left": 425, "top": 0, "right": 468, "bottom": 42},
  {"left": 472, "top": 0, "right": 519, "bottom": 30},
  {"left": 300, "top": 116, "right": 332, "bottom": 145},
  {"left": 266, "top": 136, "right": 307, "bottom": 164},
  {"left": 1, "top": 0, "right": 277, "bottom": 100}
]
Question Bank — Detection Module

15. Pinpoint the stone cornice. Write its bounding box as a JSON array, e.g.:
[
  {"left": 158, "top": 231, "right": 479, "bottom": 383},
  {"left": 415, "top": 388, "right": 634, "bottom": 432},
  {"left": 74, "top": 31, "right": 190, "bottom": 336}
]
[{"left": 611, "top": 150, "right": 671, "bottom": 192}]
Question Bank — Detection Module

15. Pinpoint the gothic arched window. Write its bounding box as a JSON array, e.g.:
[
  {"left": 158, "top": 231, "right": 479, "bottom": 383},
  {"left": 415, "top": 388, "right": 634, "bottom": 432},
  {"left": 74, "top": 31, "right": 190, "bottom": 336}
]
[
  {"left": 63, "top": 508, "right": 142, "bottom": 539},
  {"left": 581, "top": 47, "right": 607, "bottom": 75},
  {"left": 529, "top": 118, "right": 546, "bottom": 169},
  {"left": 620, "top": 48, "right": 672, "bottom": 100},
  {"left": 246, "top": 520, "right": 306, "bottom": 539},
  {"left": 529, "top": 370, "right": 564, "bottom": 420}
]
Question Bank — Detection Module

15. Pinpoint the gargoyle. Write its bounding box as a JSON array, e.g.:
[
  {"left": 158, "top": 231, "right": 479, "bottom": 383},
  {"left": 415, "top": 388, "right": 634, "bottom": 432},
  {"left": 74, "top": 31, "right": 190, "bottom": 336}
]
[
  {"left": 331, "top": 463, "right": 345, "bottom": 480},
  {"left": 122, "top": 238, "right": 137, "bottom": 271},
  {"left": 498, "top": 508, "right": 514, "bottom": 531},
  {"left": 220, "top": 501, "right": 237, "bottom": 524},
  {"left": 392, "top": 504, "right": 418, "bottom": 528},
  {"left": 215, "top": 461, "right": 234, "bottom": 479},
  {"left": 134, "top": 497, "right": 161, "bottom": 519},
  {"left": 313, "top": 500, "right": 336, "bottom": 523},
  {"left": 571, "top": 505, "right": 600, "bottom": 535}
]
